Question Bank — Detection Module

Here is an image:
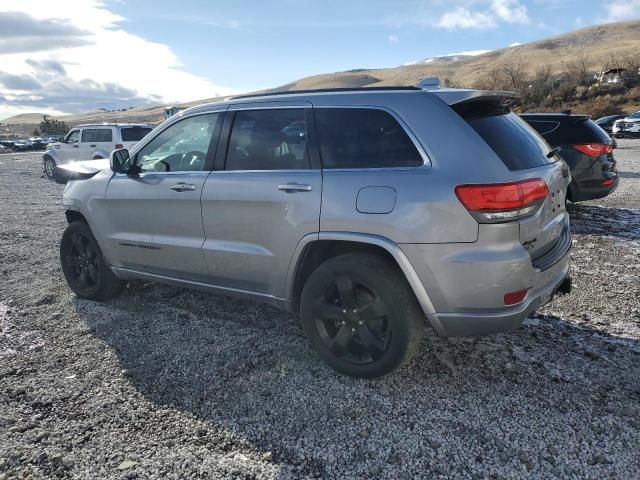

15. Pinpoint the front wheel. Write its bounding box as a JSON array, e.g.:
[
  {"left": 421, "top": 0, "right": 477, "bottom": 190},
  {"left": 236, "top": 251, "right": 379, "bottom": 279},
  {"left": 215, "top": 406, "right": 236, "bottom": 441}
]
[
  {"left": 44, "top": 156, "right": 56, "bottom": 179},
  {"left": 60, "top": 221, "right": 123, "bottom": 301},
  {"left": 300, "top": 253, "right": 424, "bottom": 378}
]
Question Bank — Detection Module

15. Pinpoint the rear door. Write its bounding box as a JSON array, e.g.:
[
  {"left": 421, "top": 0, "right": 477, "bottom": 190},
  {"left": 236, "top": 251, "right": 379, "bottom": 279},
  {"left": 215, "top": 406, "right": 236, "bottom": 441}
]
[
  {"left": 93, "top": 127, "right": 114, "bottom": 157},
  {"left": 104, "top": 112, "right": 224, "bottom": 279},
  {"left": 200, "top": 102, "right": 321, "bottom": 298}
]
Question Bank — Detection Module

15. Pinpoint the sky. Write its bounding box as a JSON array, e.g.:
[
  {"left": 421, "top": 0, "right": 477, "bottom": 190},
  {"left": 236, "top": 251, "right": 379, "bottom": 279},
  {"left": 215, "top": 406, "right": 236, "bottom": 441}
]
[{"left": 0, "top": 0, "right": 639, "bottom": 121}]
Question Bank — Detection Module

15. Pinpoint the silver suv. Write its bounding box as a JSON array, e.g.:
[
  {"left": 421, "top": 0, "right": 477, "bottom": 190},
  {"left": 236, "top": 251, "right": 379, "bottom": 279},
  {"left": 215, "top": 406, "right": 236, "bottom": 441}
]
[{"left": 58, "top": 83, "right": 572, "bottom": 377}]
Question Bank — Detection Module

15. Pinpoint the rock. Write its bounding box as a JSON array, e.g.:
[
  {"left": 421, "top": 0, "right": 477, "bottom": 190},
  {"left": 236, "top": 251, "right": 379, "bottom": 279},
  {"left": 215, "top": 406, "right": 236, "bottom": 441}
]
[
  {"left": 619, "top": 407, "right": 636, "bottom": 417},
  {"left": 117, "top": 460, "right": 138, "bottom": 470},
  {"left": 429, "top": 439, "right": 442, "bottom": 449},
  {"left": 261, "top": 452, "right": 273, "bottom": 462},
  {"left": 369, "top": 465, "right": 381, "bottom": 475}
]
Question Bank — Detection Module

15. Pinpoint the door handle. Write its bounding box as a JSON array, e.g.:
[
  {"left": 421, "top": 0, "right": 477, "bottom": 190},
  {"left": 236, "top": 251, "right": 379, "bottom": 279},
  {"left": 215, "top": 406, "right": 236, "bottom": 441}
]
[
  {"left": 72, "top": 145, "right": 79, "bottom": 148},
  {"left": 89, "top": 144, "right": 96, "bottom": 147},
  {"left": 278, "top": 183, "right": 312, "bottom": 192},
  {"left": 169, "top": 183, "right": 197, "bottom": 192}
]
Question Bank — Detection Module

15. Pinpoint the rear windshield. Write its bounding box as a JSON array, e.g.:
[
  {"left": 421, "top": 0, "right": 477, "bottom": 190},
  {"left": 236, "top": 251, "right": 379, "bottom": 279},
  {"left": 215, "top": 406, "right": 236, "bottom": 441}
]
[
  {"left": 120, "top": 127, "right": 152, "bottom": 142},
  {"left": 524, "top": 117, "right": 611, "bottom": 145},
  {"left": 456, "top": 103, "right": 554, "bottom": 171}
]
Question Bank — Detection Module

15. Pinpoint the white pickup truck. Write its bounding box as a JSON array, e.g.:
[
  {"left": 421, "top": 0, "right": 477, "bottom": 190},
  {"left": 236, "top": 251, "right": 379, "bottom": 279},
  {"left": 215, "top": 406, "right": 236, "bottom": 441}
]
[{"left": 43, "top": 123, "right": 153, "bottom": 178}]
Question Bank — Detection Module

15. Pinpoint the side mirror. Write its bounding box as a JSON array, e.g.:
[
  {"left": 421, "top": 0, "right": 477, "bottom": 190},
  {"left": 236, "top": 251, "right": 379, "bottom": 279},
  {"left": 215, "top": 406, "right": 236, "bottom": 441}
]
[{"left": 110, "top": 148, "right": 131, "bottom": 173}]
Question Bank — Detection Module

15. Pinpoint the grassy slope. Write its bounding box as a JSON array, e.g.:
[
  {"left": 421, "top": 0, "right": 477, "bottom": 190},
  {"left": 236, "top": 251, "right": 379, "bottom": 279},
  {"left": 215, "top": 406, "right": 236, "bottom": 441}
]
[{"left": 3, "top": 20, "right": 639, "bottom": 133}]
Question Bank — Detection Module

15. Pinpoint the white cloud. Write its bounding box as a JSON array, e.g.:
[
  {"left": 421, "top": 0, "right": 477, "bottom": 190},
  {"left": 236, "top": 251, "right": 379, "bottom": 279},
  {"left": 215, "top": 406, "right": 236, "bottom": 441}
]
[
  {"left": 491, "top": 0, "right": 529, "bottom": 24},
  {"left": 575, "top": 16, "right": 583, "bottom": 26},
  {"left": 404, "top": 49, "right": 491, "bottom": 66},
  {"left": 605, "top": 0, "right": 640, "bottom": 21},
  {"left": 438, "top": 7, "right": 496, "bottom": 29},
  {"left": 0, "top": 0, "right": 236, "bottom": 118},
  {"left": 388, "top": 33, "right": 399, "bottom": 43},
  {"left": 509, "top": 42, "right": 522, "bottom": 46},
  {"left": 437, "top": 0, "right": 529, "bottom": 30}
]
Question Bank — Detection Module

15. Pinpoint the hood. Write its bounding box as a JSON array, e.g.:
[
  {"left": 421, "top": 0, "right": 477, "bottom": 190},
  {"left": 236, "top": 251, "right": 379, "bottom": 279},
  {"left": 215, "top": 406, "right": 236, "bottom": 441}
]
[{"left": 53, "top": 158, "right": 111, "bottom": 184}]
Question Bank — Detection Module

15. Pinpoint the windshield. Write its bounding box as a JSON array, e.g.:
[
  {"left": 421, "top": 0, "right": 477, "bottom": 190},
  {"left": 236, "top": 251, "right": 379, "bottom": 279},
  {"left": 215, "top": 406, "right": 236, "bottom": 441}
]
[{"left": 628, "top": 112, "right": 640, "bottom": 119}]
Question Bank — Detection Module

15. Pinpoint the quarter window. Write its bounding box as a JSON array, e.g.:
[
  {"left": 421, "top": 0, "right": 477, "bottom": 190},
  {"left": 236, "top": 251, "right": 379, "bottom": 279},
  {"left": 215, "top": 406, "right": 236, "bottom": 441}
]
[
  {"left": 226, "top": 109, "right": 309, "bottom": 171},
  {"left": 136, "top": 113, "right": 221, "bottom": 172},
  {"left": 314, "top": 108, "right": 423, "bottom": 169}
]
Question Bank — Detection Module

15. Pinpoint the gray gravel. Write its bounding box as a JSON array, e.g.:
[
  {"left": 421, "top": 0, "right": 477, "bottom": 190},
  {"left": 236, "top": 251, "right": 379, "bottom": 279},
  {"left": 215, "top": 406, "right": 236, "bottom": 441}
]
[{"left": 1, "top": 142, "right": 639, "bottom": 479}]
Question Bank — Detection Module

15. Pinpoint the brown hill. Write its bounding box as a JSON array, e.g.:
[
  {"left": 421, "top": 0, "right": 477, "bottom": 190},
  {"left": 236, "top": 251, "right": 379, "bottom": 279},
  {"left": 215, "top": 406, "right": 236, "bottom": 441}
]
[{"left": 3, "top": 20, "right": 639, "bottom": 133}]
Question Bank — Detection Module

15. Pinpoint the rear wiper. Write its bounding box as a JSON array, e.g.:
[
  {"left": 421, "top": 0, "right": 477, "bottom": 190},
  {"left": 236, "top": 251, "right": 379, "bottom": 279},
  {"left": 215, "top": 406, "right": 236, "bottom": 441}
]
[{"left": 547, "top": 146, "right": 562, "bottom": 158}]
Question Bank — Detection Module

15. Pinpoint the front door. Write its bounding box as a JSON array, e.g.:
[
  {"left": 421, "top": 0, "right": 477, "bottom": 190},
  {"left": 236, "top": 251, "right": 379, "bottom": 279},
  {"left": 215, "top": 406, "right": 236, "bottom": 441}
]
[
  {"left": 201, "top": 104, "right": 322, "bottom": 298},
  {"left": 104, "top": 112, "right": 224, "bottom": 280},
  {"left": 59, "top": 129, "right": 80, "bottom": 161}
]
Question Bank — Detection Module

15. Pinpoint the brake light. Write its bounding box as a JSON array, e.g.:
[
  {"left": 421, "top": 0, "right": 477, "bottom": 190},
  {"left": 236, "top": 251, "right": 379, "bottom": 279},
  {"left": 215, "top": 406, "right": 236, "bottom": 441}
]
[
  {"left": 572, "top": 144, "right": 613, "bottom": 157},
  {"left": 504, "top": 288, "right": 528, "bottom": 305},
  {"left": 601, "top": 178, "right": 615, "bottom": 186},
  {"left": 455, "top": 179, "right": 549, "bottom": 223},
  {"left": 115, "top": 144, "right": 124, "bottom": 149}
]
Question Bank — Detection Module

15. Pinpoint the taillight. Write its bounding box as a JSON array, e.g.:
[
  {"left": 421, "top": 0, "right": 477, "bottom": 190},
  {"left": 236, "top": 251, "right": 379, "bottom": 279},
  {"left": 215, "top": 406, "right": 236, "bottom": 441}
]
[
  {"left": 572, "top": 144, "right": 613, "bottom": 157},
  {"left": 601, "top": 178, "right": 615, "bottom": 186},
  {"left": 455, "top": 179, "right": 549, "bottom": 223},
  {"left": 115, "top": 144, "right": 124, "bottom": 149},
  {"left": 504, "top": 288, "right": 528, "bottom": 305}
]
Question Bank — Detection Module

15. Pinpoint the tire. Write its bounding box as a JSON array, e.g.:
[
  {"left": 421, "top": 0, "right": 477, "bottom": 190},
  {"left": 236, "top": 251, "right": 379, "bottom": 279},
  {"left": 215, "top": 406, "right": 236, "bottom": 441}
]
[
  {"left": 44, "top": 156, "right": 56, "bottom": 179},
  {"left": 300, "top": 252, "right": 424, "bottom": 378},
  {"left": 60, "top": 221, "right": 122, "bottom": 301}
]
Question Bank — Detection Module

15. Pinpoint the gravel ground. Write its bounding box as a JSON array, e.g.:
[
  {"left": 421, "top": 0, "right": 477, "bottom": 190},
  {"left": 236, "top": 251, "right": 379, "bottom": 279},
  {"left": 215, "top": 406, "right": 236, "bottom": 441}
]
[{"left": 1, "top": 142, "right": 639, "bottom": 479}]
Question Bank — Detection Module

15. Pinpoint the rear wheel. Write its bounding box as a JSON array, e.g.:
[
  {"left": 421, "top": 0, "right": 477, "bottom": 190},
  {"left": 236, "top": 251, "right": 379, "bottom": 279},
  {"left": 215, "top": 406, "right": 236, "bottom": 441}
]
[
  {"left": 44, "top": 156, "right": 56, "bottom": 179},
  {"left": 300, "top": 253, "right": 424, "bottom": 378},
  {"left": 60, "top": 221, "right": 122, "bottom": 300}
]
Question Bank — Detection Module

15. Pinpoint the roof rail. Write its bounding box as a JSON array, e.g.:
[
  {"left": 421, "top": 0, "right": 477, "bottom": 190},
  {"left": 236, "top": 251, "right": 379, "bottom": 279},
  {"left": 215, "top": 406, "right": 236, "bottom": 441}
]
[
  {"left": 416, "top": 77, "right": 441, "bottom": 90},
  {"left": 228, "top": 86, "right": 420, "bottom": 100}
]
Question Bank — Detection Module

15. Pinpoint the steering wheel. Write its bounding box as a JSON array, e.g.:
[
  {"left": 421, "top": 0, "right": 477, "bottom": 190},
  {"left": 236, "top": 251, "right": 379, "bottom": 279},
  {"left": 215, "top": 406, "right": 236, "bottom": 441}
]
[{"left": 181, "top": 150, "right": 206, "bottom": 170}]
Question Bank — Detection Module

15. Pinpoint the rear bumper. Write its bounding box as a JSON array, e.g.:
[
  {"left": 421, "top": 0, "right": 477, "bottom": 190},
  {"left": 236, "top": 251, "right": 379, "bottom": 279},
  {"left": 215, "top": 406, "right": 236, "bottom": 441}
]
[
  {"left": 400, "top": 220, "right": 572, "bottom": 337},
  {"left": 570, "top": 176, "right": 618, "bottom": 202},
  {"left": 428, "top": 268, "right": 571, "bottom": 337}
]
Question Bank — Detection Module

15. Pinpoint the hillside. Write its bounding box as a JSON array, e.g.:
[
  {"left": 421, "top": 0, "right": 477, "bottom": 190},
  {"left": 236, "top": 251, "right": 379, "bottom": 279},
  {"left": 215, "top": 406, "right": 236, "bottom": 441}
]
[{"left": 3, "top": 19, "right": 640, "bottom": 133}]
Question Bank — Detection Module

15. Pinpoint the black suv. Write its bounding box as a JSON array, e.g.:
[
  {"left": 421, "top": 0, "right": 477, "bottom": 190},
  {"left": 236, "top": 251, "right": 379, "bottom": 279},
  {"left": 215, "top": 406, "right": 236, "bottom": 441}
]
[{"left": 521, "top": 113, "right": 617, "bottom": 202}]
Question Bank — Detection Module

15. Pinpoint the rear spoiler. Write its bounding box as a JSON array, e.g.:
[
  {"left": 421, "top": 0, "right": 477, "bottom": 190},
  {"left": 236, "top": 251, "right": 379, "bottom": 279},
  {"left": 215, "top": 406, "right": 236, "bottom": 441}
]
[{"left": 429, "top": 89, "right": 521, "bottom": 108}]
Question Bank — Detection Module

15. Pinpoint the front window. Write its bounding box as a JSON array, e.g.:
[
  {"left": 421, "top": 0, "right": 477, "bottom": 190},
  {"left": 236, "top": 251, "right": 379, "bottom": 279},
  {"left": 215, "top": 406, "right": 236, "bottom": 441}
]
[
  {"left": 628, "top": 112, "right": 640, "bottom": 119},
  {"left": 65, "top": 130, "right": 80, "bottom": 143},
  {"left": 136, "top": 114, "right": 221, "bottom": 172}
]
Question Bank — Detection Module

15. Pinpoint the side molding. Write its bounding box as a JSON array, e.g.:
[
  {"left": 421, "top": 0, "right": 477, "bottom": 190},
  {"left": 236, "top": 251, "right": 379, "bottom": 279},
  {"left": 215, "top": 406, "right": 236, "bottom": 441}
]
[{"left": 285, "top": 231, "right": 437, "bottom": 316}]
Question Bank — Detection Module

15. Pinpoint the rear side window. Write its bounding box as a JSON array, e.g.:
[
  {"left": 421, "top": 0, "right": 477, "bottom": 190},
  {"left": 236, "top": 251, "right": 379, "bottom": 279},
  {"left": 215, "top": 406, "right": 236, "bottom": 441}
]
[
  {"left": 524, "top": 117, "right": 610, "bottom": 145},
  {"left": 226, "top": 109, "right": 309, "bottom": 171},
  {"left": 96, "top": 129, "right": 113, "bottom": 142},
  {"left": 457, "top": 105, "right": 554, "bottom": 171},
  {"left": 120, "top": 127, "right": 152, "bottom": 142},
  {"left": 314, "top": 108, "right": 422, "bottom": 169}
]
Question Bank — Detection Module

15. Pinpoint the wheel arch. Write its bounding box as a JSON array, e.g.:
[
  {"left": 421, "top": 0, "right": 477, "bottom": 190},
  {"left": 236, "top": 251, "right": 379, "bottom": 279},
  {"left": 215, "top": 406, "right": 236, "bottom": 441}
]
[
  {"left": 91, "top": 149, "right": 109, "bottom": 159},
  {"left": 43, "top": 150, "right": 60, "bottom": 164},
  {"left": 64, "top": 209, "right": 88, "bottom": 225},
  {"left": 287, "top": 232, "right": 436, "bottom": 316}
]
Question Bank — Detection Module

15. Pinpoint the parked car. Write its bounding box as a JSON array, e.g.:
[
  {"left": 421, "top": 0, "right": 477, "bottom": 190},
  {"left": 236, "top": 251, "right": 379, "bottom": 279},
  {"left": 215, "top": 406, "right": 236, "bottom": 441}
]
[
  {"left": 521, "top": 113, "right": 618, "bottom": 202},
  {"left": 12, "top": 139, "right": 32, "bottom": 151},
  {"left": 43, "top": 123, "right": 153, "bottom": 178},
  {"left": 29, "top": 137, "right": 48, "bottom": 150},
  {"left": 56, "top": 83, "right": 572, "bottom": 377},
  {"left": 0, "top": 144, "right": 8, "bottom": 154},
  {"left": 612, "top": 111, "right": 640, "bottom": 138},
  {"left": 0, "top": 140, "right": 15, "bottom": 152},
  {"left": 594, "top": 114, "right": 627, "bottom": 134}
]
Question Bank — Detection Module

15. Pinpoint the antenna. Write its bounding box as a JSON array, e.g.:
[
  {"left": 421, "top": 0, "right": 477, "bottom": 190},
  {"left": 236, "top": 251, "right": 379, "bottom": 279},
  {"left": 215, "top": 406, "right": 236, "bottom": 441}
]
[{"left": 416, "top": 77, "right": 441, "bottom": 90}]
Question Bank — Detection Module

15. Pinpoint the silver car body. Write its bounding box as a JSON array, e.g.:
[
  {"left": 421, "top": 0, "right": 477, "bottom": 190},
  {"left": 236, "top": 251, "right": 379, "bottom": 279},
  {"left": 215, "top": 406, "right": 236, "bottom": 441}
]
[{"left": 61, "top": 87, "right": 571, "bottom": 337}]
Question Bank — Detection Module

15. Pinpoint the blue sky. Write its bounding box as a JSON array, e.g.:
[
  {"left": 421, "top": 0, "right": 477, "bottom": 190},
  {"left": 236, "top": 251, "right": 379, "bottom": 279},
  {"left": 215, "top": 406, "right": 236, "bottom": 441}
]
[
  {"left": 115, "top": 0, "right": 628, "bottom": 91},
  {"left": 0, "top": 0, "right": 638, "bottom": 120}
]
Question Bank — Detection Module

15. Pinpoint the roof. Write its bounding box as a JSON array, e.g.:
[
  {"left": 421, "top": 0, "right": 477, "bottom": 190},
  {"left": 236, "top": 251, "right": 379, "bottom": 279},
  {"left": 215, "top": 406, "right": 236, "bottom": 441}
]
[
  {"left": 520, "top": 112, "right": 589, "bottom": 119},
  {"left": 76, "top": 123, "right": 152, "bottom": 128}
]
